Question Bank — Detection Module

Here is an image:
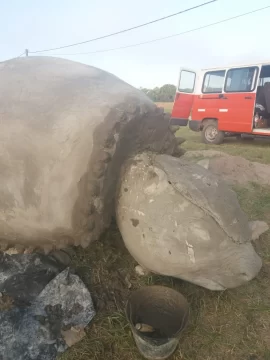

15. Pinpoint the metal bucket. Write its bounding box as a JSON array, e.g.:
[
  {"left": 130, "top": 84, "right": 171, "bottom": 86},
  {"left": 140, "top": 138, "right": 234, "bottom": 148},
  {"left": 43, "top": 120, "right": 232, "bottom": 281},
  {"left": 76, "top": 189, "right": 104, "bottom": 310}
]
[{"left": 126, "top": 285, "right": 189, "bottom": 360}]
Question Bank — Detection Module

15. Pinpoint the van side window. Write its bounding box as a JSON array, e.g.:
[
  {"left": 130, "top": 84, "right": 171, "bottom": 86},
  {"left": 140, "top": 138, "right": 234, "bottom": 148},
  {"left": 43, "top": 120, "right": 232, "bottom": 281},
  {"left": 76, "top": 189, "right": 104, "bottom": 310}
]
[
  {"left": 179, "top": 70, "right": 196, "bottom": 93},
  {"left": 259, "top": 77, "right": 270, "bottom": 86},
  {"left": 225, "top": 67, "right": 257, "bottom": 92},
  {"left": 202, "top": 70, "right": 225, "bottom": 93},
  {"left": 259, "top": 65, "right": 270, "bottom": 85}
]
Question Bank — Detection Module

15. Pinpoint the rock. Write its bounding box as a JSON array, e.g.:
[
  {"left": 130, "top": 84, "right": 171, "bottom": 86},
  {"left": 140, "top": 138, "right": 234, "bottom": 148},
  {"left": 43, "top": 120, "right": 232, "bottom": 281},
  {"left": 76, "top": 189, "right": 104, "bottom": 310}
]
[
  {"left": 0, "top": 252, "right": 65, "bottom": 304},
  {"left": 116, "top": 152, "right": 262, "bottom": 290},
  {"left": 3, "top": 247, "right": 21, "bottom": 255},
  {"left": 61, "top": 326, "right": 86, "bottom": 347},
  {"left": 169, "top": 125, "right": 180, "bottom": 134},
  {"left": 175, "top": 137, "right": 186, "bottom": 145},
  {"left": 124, "top": 274, "right": 132, "bottom": 289},
  {"left": 249, "top": 221, "right": 269, "bottom": 240},
  {"left": 31, "top": 268, "right": 95, "bottom": 335},
  {"left": 135, "top": 265, "right": 150, "bottom": 276},
  {"left": 0, "top": 57, "right": 180, "bottom": 249},
  {"left": 197, "top": 159, "right": 210, "bottom": 170},
  {"left": 49, "top": 249, "right": 72, "bottom": 266},
  {"left": 0, "top": 266, "right": 95, "bottom": 360}
]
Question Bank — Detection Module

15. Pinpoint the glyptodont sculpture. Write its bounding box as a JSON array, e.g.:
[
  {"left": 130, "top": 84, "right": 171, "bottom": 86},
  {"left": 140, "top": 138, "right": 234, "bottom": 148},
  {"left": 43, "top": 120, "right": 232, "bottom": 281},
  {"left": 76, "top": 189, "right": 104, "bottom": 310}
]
[
  {"left": 0, "top": 57, "right": 181, "bottom": 250},
  {"left": 0, "top": 56, "right": 267, "bottom": 291},
  {"left": 116, "top": 152, "right": 267, "bottom": 290}
]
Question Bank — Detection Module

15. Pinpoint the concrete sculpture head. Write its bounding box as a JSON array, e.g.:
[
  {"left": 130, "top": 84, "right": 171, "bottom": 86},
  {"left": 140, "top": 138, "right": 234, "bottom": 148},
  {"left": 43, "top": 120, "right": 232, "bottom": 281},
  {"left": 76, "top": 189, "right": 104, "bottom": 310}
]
[{"left": 116, "top": 153, "right": 266, "bottom": 290}]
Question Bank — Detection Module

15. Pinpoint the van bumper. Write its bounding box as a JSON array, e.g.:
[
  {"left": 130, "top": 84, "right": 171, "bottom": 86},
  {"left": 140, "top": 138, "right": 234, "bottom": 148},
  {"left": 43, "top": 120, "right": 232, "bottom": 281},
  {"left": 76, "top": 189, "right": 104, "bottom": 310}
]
[
  {"left": 189, "top": 120, "right": 201, "bottom": 132},
  {"left": 170, "top": 118, "right": 188, "bottom": 126}
]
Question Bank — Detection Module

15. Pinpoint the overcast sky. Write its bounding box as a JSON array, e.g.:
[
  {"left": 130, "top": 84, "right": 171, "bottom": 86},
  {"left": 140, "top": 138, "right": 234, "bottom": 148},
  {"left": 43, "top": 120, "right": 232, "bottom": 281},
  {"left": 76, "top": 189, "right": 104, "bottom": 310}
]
[{"left": 1, "top": 0, "right": 270, "bottom": 88}]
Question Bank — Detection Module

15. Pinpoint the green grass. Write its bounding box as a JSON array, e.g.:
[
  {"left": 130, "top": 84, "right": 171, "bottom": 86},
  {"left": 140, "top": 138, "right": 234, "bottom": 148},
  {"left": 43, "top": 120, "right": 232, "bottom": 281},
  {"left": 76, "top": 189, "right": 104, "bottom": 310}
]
[
  {"left": 60, "top": 220, "right": 270, "bottom": 360},
  {"left": 179, "top": 127, "right": 270, "bottom": 164},
  {"left": 156, "top": 101, "right": 174, "bottom": 114},
  {"left": 234, "top": 182, "right": 270, "bottom": 222},
  {"left": 59, "top": 110, "right": 270, "bottom": 360}
]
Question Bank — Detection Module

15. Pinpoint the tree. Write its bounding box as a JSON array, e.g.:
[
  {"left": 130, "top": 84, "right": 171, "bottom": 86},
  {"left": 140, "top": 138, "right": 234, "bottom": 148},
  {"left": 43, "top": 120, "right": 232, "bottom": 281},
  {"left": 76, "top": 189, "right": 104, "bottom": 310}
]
[{"left": 140, "top": 84, "right": 176, "bottom": 102}]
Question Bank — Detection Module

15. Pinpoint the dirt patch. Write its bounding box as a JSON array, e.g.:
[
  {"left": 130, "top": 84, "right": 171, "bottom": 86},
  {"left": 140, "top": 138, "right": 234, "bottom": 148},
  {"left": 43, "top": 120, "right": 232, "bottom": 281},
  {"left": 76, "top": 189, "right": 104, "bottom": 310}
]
[
  {"left": 70, "top": 222, "right": 139, "bottom": 314},
  {"left": 184, "top": 150, "right": 270, "bottom": 186}
]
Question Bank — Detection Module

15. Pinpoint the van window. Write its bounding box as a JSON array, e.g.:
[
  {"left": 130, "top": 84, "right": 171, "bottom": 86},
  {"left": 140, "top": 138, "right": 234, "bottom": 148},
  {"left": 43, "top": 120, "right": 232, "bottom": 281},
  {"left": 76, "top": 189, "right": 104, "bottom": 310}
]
[
  {"left": 179, "top": 70, "right": 196, "bottom": 93},
  {"left": 202, "top": 70, "right": 225, "bottom": 93},
  {"left": 259, "top": 65, "right": 270, "bottom": 86},
  {"left": 260, "top": 77, "right": 270, "bottom": 85},
  {"left": 225, "top": 67, "right": 257, "bottom": 92}
]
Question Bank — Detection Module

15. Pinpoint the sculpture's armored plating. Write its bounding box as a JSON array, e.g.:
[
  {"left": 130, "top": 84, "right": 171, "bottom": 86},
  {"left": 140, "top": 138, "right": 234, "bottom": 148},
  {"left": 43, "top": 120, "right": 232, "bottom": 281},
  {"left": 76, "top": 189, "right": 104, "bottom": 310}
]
[{"left": 0, "top": 57, "right": 179, "bottom": 249}]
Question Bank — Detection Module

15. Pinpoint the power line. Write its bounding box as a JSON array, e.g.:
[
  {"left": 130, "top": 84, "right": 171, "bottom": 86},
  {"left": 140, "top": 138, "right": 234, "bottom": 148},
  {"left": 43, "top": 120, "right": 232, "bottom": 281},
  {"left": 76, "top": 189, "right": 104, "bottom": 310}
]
[
  {"left": 29, "top": 0, "right": 217, "bottom": 54},
  {"left": 48, "top": 5, "right": 270, "bottom": 56},
  {"left": 18, "top": 51, "right": 26, "bottom": 57},
  {"left": 1, "top": 51, "right": 26, "bottom": 62}
]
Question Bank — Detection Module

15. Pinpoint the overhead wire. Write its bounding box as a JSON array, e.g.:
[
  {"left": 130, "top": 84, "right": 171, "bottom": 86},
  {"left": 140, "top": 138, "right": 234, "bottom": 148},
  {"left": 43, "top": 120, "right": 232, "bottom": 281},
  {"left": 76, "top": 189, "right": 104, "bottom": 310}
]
[
  {"left": 47, "top": 5, "right": 270, "bottom": 56},
  {"left": 29, "top": 0, "right": 217, "bottom": 54},
  {"left": 1, "top": 51, "right": 26, "bottom": 62}
]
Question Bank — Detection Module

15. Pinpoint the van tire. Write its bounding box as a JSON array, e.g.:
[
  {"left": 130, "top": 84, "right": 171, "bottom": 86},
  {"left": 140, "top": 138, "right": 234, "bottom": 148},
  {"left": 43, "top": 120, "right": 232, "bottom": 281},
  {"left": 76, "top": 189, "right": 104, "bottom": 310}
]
[{"left": 201, "top": 120, "right": 224, "bottom": 145}]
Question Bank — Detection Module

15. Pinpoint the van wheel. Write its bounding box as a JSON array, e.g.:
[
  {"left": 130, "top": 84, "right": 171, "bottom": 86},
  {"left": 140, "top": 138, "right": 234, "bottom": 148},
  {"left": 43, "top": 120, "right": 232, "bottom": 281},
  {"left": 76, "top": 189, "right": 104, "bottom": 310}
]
[{"left": 201, "top": 120, "right": 224, "bottom": 145}]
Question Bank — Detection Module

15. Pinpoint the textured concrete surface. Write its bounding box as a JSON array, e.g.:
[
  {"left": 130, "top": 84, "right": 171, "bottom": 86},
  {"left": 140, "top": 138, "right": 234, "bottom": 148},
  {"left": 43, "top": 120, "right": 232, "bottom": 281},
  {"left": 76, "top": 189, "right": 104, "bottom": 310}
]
[
  {"left": 0, "top": 57, "right": 179, "bottom": 249},
  {"left": 116, "top": 152, "right": 264, "bottom": 290}
]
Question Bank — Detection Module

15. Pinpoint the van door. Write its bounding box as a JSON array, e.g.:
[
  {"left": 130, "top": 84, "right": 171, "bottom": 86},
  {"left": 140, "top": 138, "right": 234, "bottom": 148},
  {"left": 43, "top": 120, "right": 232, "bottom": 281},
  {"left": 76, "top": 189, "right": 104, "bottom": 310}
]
[
  {"left": 220, "top": 66, "right": 258, "bottom": 133},
  {"left": 171, "top": 68, "right": 196, "bottom": 126}
]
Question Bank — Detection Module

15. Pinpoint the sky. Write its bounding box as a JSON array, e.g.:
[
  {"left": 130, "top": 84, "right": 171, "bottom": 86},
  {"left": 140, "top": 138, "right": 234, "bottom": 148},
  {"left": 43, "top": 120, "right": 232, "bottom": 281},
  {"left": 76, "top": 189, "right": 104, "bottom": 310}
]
[{"left": 1, "top": 0, "right": 270, "bottom": 88}]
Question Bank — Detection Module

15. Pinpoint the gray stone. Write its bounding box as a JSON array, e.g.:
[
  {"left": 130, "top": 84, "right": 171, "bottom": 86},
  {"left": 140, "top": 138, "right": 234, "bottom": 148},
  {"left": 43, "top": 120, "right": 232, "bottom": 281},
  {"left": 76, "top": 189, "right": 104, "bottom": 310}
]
[
  {"left": 116, "top": 152, "right": 263, "bottom": 290},
  {"left": 0, "top": 267, "right": 95, "bottom": 360},
  {"left": 197, "top": 158, "right": 210, "bottom": 170},
  {"left": 0, "top": 252, "right": 64, "bottom": 304}
]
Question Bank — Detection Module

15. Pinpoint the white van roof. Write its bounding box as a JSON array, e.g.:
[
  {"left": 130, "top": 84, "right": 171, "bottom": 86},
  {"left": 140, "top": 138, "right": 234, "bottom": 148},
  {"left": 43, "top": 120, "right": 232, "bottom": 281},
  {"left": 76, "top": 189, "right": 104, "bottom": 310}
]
[{"left": 201, "top": 61, "right": 270, "bottom": 72}]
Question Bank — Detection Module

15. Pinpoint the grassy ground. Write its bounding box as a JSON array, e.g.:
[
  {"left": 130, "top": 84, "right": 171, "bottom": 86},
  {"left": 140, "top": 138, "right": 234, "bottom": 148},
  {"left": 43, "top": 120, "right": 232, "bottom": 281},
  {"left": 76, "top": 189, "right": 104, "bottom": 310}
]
[
  {"left": 179, "top": 127, "right": 270, "bottom": 165},
  {"left": 60, "top": 103, "right": 270, "bottom": 360},
  {"left": 156, "top": 101, "right": 175, "bottom": 113}
]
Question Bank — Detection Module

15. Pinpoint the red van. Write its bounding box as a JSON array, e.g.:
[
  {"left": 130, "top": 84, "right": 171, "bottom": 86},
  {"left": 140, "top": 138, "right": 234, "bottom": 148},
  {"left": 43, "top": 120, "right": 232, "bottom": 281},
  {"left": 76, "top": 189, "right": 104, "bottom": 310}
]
[{"left": 171, "top": 63, "right": 270, "bottom": 144}]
